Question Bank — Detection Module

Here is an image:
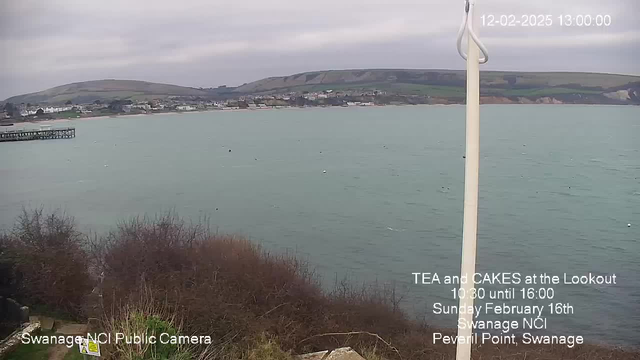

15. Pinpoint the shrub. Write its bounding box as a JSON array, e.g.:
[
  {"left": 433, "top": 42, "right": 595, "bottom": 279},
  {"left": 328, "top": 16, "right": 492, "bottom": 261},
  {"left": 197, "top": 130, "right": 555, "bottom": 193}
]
[
  {"left": 104, "top": 288, "right": 193, "bottom": 360},
  {"left": 0, "top": 209, "right": 92, "bottom": 317},
  {"left": 5, "top": 211, "right": 637, "bottom": 360},
  {"left": 97, "top": 214, "right": 326, "bottom": 356}
]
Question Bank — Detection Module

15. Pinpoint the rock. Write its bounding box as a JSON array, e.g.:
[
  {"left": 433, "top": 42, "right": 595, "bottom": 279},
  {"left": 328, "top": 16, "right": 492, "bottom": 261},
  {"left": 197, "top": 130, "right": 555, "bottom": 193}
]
[
  {"left": 296, "top": 348, "right": 366, "bottom": 360},
  {"left": 56, "top": 323, "right": 87, "bottom": 335},
  {"left": 295, "top": 350, "right": 329, "bottom": 360},
  {"left": 604, "top": 90, "right": 630, "bottom": 101},
  {"left": 0, "top": 322, "right": 41, "bottom": 359},
  {"left": 4, "top": 298, "right": 23, "bottom": 322},
  {"left": 326, "top": 347, "right": 366, "bottom": 360},
  {"left": 40, "top": 316, "right": 55, "bottom": 331},
  {"left": 19, "top": 306, "right": 29, "bottom": 322},
  {"left": 480, "top": 96, "right": 515, "bottom": 104}
]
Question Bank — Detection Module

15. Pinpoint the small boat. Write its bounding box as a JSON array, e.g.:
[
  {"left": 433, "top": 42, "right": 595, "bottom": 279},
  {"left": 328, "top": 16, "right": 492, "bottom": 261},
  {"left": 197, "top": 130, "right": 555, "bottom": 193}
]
[{"left": 0, "top": 123, "right": 14, "bottom": 126}]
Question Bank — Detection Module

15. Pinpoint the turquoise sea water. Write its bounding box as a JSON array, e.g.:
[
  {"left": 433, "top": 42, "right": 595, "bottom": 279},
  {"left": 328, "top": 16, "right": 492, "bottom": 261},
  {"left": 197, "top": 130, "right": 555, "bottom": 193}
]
[{"left": 1, "top": 105, "right": 638, "bottom": 346}]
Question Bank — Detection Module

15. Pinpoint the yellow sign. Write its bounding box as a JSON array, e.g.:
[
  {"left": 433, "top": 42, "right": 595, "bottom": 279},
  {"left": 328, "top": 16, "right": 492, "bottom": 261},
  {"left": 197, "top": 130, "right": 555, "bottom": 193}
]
[{"left": 79, "top": 337, "right": 101, "bottom": 357}]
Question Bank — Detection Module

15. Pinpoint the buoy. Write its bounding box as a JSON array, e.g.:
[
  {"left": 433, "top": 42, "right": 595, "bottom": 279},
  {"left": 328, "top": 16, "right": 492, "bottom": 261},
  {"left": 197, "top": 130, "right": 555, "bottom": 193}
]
[
  {"left": 104, "top": 164, "right": 108, "bottom": 167},
  {"left": 323, "top": 170, "right": 327, "bottom": 173},
  {"left": 629, "top": 224, "right": 632, "bottom": 227},
  {"left": 228, "top": 149, "right": 231, "bottom": 152}
]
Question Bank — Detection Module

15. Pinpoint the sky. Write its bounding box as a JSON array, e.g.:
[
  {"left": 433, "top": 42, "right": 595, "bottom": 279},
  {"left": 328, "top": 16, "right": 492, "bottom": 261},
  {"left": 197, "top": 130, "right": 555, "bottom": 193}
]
[{"left": 1, "top": 0, "right": 639, "bottom": 100}]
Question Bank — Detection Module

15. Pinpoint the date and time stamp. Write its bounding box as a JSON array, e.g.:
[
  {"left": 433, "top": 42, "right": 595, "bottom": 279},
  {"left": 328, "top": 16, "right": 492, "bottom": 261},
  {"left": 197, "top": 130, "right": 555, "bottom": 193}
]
[{"left": 480, "top": 14, "right": 612, "bottom": 27}]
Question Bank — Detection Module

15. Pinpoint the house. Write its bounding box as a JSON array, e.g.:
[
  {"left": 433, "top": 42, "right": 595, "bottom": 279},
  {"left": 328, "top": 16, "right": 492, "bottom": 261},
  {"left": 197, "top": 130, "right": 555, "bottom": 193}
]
[
  {"left": 132, "top": 104, "right": 151, "bottom": 110},
  {"left": 41, "top": 106, "right": 73, "bottom": 114}
]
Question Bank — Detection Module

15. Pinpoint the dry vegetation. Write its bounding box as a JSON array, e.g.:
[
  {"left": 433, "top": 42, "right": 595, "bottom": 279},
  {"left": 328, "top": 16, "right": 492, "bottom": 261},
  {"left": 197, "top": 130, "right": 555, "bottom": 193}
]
[
  {"left": 0, "top": 209, "right": 92, "bottom": 317},
  {"left": 0, "top": 209, "right": 637, "bottom": 360}
]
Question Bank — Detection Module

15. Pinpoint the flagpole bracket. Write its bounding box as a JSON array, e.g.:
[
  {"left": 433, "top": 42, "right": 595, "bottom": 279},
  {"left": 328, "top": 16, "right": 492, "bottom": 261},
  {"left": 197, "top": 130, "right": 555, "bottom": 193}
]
[{"left": 457, "top": 0, "right": 489, "bottom": 63}]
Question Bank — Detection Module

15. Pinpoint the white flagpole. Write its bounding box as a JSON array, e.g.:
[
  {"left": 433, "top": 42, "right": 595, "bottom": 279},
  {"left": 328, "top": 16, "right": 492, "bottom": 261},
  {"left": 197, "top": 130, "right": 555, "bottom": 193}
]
[
  {"left": 455, "top": 1, "right": 487, "bottom": 359},
  {"left": 456, "top": 32, "right": 480, "bottom": 360}
]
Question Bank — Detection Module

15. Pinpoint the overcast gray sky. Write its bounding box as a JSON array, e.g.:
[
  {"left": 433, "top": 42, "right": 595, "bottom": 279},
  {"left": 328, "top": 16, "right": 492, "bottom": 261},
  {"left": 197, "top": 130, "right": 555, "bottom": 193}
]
[{"left": 1, "top": 0, "right": 639, "bottom": 100}]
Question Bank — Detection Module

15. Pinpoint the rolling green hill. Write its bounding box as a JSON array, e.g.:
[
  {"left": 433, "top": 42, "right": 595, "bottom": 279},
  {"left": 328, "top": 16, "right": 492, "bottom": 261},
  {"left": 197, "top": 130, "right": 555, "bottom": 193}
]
[
  {"left": 3, "top": 70, "right": 639, "bottom": 105},
  {"left": 233, "top": 69, "right": 640, "bottom": 103},
  {"left": 3, "top": 79, "right": 209, "bottom": 105}
]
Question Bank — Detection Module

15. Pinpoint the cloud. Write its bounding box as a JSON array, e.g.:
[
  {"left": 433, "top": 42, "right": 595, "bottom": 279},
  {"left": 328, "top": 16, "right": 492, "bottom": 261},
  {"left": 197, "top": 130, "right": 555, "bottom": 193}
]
[
  {"left": 1, "top": 0, "right": 638, "bottom": 99},
  {"left": 484, "top": 31, "right": 640, "bottom": 48}
]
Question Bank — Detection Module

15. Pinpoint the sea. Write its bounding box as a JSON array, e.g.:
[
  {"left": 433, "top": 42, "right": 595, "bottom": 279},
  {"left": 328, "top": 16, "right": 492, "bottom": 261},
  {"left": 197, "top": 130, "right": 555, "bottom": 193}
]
[{"left": 1, "top": 105, "right": 638, "bottom": 347}]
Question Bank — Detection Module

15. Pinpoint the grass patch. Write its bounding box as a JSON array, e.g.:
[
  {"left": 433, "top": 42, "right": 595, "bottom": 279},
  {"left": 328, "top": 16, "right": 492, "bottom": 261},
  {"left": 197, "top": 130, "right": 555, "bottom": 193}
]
[
  {"left": 5, "top": 330, "right": 54, "bottom": 360},
  {"left": 5, "top": 341, "right": 51, "bottom": 360},
  {"left": 5, "top": 330, "right": 87, "bottom": 360},
  {"left": 63, "top": 350, "right": 85, "bottom": 360},
  {"left": 388, "top": 83, "right": 465, "bottom": 97},
  {"left": 500, "top": 87, "right": 603, "bottom": 97}
]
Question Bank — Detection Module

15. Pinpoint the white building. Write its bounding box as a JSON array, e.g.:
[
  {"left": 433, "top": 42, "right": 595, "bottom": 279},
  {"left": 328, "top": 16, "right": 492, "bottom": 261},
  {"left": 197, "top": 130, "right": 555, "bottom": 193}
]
[
  {"left": 176, "top": 105, "right": 196, "bottom": 111},
  {"left": 132, "top": 104, "right": 151, "bottom": 110},
  {"left": 43, "top": 106, "right": 73, "bottom": 114}
]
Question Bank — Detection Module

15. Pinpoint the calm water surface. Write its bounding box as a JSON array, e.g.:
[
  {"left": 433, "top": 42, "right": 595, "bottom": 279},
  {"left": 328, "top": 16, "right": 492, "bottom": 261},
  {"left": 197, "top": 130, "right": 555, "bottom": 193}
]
[{"left": 1, "top": 105, "right": 638, "bottom": 346}]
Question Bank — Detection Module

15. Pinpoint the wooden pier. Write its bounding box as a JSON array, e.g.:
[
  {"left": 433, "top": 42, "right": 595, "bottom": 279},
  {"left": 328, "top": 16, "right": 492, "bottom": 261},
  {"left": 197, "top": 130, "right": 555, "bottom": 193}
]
[{"left": 0, "top": 127, "right": 75, "bottom": 142}]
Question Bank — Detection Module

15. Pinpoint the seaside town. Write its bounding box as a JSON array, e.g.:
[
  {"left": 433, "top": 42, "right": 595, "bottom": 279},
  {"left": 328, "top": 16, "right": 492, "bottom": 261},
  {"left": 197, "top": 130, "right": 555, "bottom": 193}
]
[{"left": 1, "top": 89, "right": 445, "bottom": 122}]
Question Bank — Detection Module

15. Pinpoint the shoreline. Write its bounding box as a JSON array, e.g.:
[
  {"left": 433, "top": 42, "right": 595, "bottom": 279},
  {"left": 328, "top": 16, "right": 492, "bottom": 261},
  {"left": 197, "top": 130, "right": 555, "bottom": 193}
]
[
  {"left": 35, "top": 102, "right": 640, "bottom": 123},
  {"left": 1, "top": 102, "right": 634, "bottom": 128}
]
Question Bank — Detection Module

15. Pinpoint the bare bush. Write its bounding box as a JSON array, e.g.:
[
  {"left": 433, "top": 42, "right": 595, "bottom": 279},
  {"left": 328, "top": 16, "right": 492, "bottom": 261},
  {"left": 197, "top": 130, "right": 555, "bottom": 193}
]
[{"left": 1, "top": 208, "right": 92, "bottom": 317}]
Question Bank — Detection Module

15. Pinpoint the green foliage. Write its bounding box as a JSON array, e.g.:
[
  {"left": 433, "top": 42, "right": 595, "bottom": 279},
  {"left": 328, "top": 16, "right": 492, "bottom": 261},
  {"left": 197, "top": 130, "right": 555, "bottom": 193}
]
[
  {"left": 5, "top": 341, "right": 51, "bottom": 360},
  {"left": 105, "top": 289, "right": 194, "bottom": 360},
  {"left": 63, "top": 350, "right": 85, "bottom": 360},
  {"left": 5, "top": 331, "right": 55, "bottom": 360},
  {"left": 132, "top": 313, "right": 187, "bottom": 360},
  {"left": 501, "top": 87, "right": 603, "bottom": 97}
]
